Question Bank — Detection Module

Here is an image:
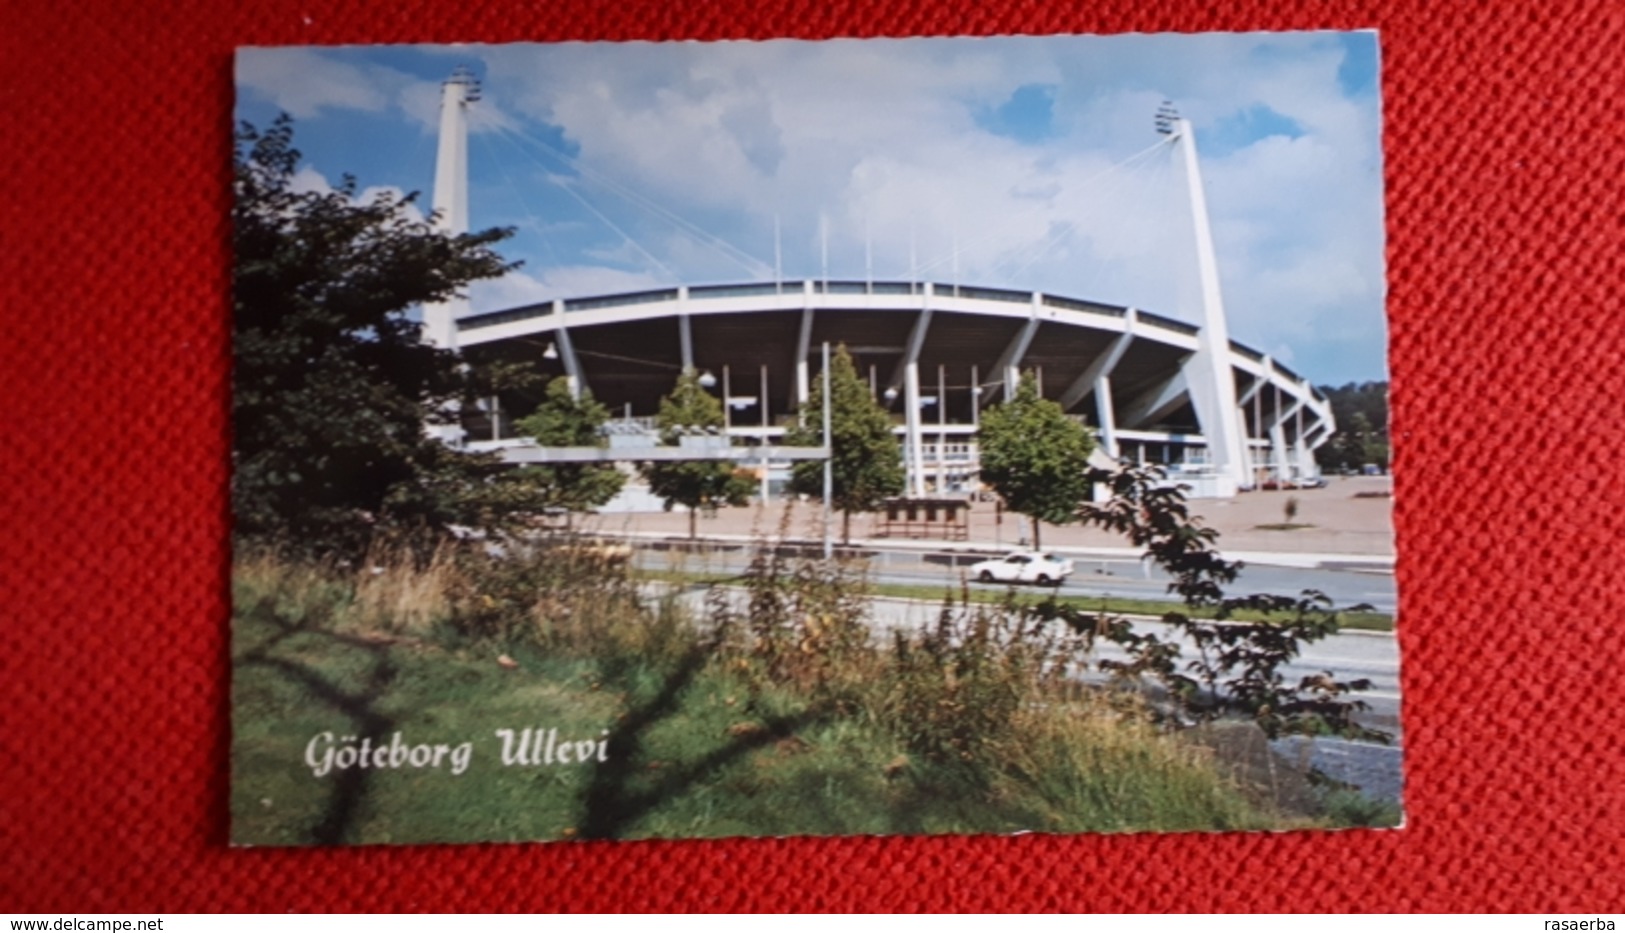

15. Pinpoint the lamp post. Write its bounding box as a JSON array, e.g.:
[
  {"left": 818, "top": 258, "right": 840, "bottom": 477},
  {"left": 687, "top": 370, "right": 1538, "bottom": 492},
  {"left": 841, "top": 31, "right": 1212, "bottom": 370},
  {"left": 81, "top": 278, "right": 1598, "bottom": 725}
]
[
  {"left": 884, "top": 385, "right": 906, "bottom": 495},
  {"left": 760, "top": 364, "right": 771, "bottom": 504},
  {"left": 822, "top": 341, "right": 832, "bottom": 560},
  {"left": 971, "top": 364, "right": 982, "bottom": 497},
  {"left": 938, "top": 364, "right": 948, "bottom": 495}
]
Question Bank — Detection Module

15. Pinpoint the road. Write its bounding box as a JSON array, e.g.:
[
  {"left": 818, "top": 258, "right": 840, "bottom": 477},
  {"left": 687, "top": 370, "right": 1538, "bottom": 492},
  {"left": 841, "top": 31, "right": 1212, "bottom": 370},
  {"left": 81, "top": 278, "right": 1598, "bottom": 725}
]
[
  {"left": 813, "top": 589, "right": 1401, "bottom": 726},
  {"left": 632, "top": 543, "right": 1399, "bottom": 613}
]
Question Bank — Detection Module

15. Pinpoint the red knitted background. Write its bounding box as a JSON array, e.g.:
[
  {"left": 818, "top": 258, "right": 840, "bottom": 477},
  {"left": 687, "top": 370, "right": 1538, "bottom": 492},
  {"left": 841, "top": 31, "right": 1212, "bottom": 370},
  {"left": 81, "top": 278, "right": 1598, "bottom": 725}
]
[{"left": 3, "top": 0, "right": 1621, "bottom": 913}]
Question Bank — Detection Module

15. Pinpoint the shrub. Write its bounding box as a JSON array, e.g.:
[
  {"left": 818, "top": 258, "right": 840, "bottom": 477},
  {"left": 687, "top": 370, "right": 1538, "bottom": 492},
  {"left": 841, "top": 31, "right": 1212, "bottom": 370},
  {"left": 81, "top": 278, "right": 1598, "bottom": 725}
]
[
  {"left": 711, "top": 509, "right": 880, "bottom": 708},
  {"left": 1034, "top": 463, "right": 1388, "bottom": 744},
  {"left": 868, "top": 589, "right": 1087, "bottom": 767},
  {"left": 446, "top": 539, "right": 643, "bottom": 649}
]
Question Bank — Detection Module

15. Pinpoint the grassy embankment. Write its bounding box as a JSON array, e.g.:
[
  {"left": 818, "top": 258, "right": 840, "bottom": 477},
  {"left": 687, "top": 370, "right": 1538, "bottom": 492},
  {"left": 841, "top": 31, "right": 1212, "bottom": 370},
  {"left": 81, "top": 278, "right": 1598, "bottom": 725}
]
[{"left": 232, "top": 543, "right": 1382, "bottom": 846}]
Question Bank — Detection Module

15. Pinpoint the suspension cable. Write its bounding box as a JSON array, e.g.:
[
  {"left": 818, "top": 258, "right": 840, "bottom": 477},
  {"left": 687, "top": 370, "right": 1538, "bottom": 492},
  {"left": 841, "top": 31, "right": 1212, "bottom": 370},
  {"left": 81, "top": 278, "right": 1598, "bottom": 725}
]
[{"left": 476, "top": 111, "right": 772, "bottom": 279}]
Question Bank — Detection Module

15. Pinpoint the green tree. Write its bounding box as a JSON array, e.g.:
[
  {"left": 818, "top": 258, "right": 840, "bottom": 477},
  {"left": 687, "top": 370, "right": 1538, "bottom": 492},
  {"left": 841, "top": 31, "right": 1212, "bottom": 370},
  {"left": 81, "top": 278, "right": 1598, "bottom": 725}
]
[
  {"left": 977, "top": 370, "right": 1094, "bottom": 550},
  {"left": 786, "top": 345, "right": 906, "bottom": 544},
  {"left": 1047, "top": 462, "right": 1389, "bottom": 744},
  {"left": 232, "top": 116, "right": 519, "bottom": 559},
  {"left": 1314, "top": 381, "right": 1390, "bottom": 473},
  {"left": 640, "top": 369, "right": 754, "bottom": 539},
  {"left": 1339, "top": 411, "right": 1374, "bottom": 471},
  {"left": 511, "top": 378, "right": 626, "bottom": 528}
]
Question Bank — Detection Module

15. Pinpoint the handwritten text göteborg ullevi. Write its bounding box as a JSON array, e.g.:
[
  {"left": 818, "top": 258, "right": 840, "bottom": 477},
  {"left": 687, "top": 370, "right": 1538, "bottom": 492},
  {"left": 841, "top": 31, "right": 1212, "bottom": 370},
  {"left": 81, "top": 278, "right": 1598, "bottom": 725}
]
[{"left": 303, "top": 728, "right": 610, "bottom": 779}]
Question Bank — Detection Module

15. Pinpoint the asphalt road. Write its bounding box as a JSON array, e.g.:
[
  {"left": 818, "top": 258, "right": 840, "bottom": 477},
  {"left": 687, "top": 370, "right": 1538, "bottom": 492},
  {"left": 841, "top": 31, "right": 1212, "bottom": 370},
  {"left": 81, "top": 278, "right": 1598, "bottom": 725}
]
[{"left": 634, "top": 545, "right": 1399, "bottom": 613}]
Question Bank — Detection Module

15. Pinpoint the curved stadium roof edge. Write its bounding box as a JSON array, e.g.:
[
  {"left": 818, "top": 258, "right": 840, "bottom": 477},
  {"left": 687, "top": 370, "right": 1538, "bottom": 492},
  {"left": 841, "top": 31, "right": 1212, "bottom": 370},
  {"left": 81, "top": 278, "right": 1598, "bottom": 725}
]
[{"left": 457, "top": 278, "right": 1325, "bottom": 407}]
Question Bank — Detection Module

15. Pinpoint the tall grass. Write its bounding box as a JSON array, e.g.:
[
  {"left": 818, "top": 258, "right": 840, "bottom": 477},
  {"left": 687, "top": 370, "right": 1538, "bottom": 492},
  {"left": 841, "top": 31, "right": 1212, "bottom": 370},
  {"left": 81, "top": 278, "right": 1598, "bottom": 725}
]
[
  {"left": 232, "top": 530, "right": 1343, "bottom": 843},
  {"left": 444, "top": 538, "right": 647, "bottom": 650},
  {"left": 352, "top": 540, "right": 456, "bottom": 635},
  {"left": 233, "top": 547, "right": 355, "bottom": 630}
]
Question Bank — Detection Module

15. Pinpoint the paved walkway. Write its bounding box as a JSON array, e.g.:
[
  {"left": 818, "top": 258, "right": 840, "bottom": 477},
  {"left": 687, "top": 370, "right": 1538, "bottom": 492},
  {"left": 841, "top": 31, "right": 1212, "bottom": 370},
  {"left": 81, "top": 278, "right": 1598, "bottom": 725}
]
[{"left": 580, "top": 475, "right": 1396, "bottom": 564}]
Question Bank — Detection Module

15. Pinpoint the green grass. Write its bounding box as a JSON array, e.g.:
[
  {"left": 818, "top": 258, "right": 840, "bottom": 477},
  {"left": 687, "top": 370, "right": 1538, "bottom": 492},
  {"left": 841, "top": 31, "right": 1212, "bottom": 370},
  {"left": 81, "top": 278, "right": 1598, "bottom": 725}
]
[
  {"left": 1318, "top": 788, "right": 1404, "bottom": 829},
  {"left": 231, "top": 553, "right": 1345, "bottom": 845},
  {"left": 635, "top": 568, "right": 1394, "bottom": 632}
]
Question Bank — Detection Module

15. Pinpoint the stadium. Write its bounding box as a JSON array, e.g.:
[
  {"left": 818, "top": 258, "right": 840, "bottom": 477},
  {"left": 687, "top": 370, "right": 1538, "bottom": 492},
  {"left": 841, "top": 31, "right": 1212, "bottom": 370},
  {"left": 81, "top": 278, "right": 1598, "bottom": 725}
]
[{"left": 423, "top": 71, "right": 1335, "bottom": 502}]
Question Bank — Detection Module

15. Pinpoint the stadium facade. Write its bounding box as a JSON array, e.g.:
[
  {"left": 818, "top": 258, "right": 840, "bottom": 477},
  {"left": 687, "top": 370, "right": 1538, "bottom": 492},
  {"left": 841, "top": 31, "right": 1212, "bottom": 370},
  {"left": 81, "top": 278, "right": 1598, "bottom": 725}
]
[{"left": 422, "top": 70, "right": 1334, "bottom": 500}]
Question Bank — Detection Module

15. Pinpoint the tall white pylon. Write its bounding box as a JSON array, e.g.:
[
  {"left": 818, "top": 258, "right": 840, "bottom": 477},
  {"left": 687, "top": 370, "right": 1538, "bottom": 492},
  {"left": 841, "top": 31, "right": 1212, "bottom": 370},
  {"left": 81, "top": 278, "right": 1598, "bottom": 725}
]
[
  {"left": 1163, "top": 109, "right": 1248, "bottom": 495},
  {"left": 422, "top": 67, "right": 480, "bottom": 447},
  {"left": 421, "top": 66, "right": 480, "bottom": 352}
]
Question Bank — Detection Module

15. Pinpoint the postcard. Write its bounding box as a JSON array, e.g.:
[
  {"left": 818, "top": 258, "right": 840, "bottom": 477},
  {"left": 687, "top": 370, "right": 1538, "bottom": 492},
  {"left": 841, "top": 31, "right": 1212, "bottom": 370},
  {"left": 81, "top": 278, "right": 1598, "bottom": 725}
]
[{"left": 231, "top": 32, "right": 1397, "bottom": 846}]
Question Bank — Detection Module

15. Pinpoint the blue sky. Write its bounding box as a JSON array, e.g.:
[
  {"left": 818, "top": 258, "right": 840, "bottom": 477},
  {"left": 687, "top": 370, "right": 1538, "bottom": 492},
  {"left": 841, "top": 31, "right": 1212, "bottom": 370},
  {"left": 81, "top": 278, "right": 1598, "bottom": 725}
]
[{"left": 236, "top": 33, "right": 1387, "bottom": 385}]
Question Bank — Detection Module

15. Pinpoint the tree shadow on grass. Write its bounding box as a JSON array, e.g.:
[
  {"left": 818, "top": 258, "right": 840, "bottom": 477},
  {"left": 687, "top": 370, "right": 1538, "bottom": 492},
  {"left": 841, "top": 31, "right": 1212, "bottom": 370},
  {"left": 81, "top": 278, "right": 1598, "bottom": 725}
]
[
  {"left": 237, "top": 601, "right": 399, "bottom": 845},
  {"left": 578, "top": 643, "right": 830, "bottom": 841}
]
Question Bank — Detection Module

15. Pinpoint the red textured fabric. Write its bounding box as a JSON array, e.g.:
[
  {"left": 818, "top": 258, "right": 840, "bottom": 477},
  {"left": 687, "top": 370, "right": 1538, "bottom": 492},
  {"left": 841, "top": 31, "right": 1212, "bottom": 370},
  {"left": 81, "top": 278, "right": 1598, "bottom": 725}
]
[{"left": 3, "top": 0, "right": 1622, "bottom": 913}]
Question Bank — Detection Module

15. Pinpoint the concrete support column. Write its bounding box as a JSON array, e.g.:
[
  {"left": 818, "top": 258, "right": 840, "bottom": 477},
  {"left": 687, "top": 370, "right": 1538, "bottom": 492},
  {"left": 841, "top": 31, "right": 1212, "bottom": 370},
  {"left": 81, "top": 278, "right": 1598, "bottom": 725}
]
[
  {"left": 1094, "top": 375, "right": 1119, "bottom": 459},
  {"left": 1236, "top": 404, "right": 1255, "bottom": 483},
  {"left": 722, "top": 365, "right": 732, "bottom": 433},
  {"left": 1268, "top": 388, "right": 1305, "bottom": 482},
  {"left": 795, "top": 292, "right": 814, "bottom": 405},
  {"left": 760, "top": 364, "right": 771, "bottom": 430},
  {"left": 1060, "top": 329, "right": 1131, "bottom": 412},
  {"left": 556, "top": 327, "right": 584, "bottom": 400},
  {"left": 970, "top": 365, "right": 981, "bottom": 428},
  {"left": 760, "top": 364, "right": 772, "bottom": 504},
  {"left": 993, "top": 318, "right": 1039, "bottom": 402},
  {"left": 1238, "top": 370, "right": 1268, "bottom": 485},
  {"left": 1254, "top": 391, "right": 1264, "bottom": 484},
  {"left": 905, "top": 360, "right": 926, "bottom": 497},
  {"left": 1268, "top": 423, "right": 1288, "bottom": 479},
  {"left": 678, "top": 312, "right": 694, "bottom": 372},
  {"left": 1292, "top": 403, "right": 1310, "bottom": 480},
  {"left": 887, "top": 307, "right": 933, "bottom": 402}
]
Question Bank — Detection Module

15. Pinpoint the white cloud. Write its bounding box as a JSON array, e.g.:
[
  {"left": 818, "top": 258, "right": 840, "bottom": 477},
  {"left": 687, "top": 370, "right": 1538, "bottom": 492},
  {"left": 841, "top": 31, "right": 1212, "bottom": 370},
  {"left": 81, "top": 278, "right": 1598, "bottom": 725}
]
[
  {"left": 288, "top": 166, "right": 332, "bottom": 196},
  {"left": 239, "top": 47, "right": 523, "bottom": 135},
  {"left": 277, "top": 165, "right": 428, "bottom": 225},
  {"left": 469, "top": 267, "right": 666, "bottom": 308},
  {"left": 398, "top": 35, "right": 1385, "bottom": 379},
  {"left": 238, "top": 48, "right": 402, "bottom": 119},
  {"left": 357, "top": 185, "right": 427, "bottom": 225}
]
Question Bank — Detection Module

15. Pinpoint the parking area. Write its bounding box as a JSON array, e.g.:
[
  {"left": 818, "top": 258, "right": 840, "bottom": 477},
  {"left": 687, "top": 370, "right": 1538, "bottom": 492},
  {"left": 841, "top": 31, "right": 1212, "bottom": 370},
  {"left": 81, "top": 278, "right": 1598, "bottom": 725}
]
[{"left": 581, "top": 475, "right": 1396, "bottom": 558}]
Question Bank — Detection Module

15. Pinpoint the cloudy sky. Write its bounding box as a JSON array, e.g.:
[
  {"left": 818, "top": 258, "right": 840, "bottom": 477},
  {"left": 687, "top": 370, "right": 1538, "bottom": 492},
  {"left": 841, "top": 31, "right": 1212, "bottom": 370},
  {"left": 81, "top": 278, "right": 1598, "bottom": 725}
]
[{"left": 236, "top": 33, "right": 1387, "bottom": 385}]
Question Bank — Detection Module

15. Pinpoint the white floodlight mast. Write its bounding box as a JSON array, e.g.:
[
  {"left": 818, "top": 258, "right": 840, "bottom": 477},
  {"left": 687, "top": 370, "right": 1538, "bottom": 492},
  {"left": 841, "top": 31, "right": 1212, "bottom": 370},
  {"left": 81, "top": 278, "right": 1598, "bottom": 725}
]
[
  {"left": 421, "top": 67, "right": 478, "bottom": 353},
  {"left": 1168, "top": 114, "right": 1249, "bottom": 493}
]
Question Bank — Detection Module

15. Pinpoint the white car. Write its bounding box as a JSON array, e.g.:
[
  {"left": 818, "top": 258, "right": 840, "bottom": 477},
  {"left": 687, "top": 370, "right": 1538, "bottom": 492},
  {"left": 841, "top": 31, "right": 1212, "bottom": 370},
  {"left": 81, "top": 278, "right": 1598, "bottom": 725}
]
[{"left": 969, "top": 551, "right": 1074, "bottom": 586}]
